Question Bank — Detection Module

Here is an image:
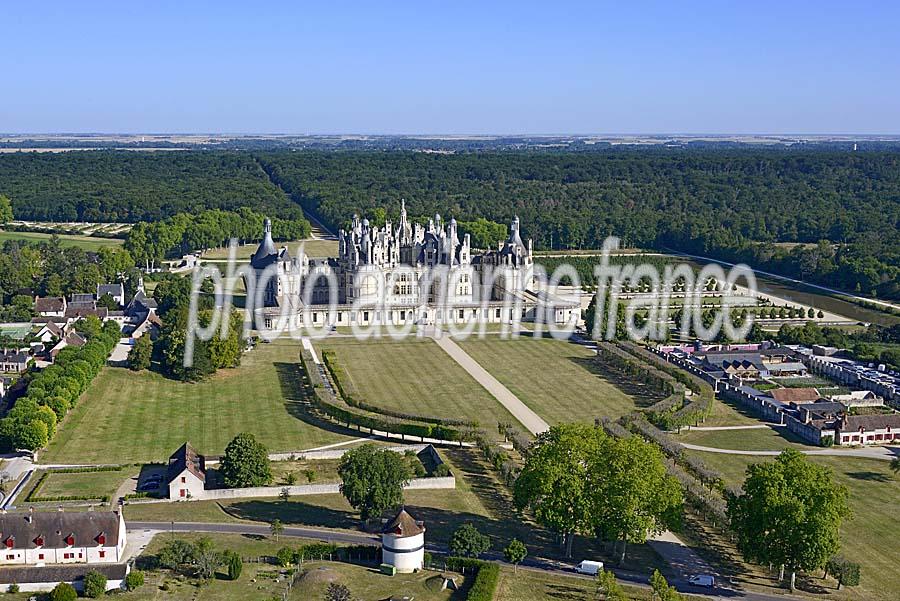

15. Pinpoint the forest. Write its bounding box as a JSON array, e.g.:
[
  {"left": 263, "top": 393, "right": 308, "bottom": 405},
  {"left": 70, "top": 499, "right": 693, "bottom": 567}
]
[
  {"left": 0, "top": 148, "right": 897, "bottom": 298},
  {"left": 0, "top": 151, "right": 303, "bottom": 222}
]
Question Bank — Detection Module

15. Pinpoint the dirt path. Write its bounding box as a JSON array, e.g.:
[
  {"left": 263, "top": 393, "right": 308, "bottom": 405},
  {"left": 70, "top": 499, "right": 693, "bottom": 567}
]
[{"left": 431, "top": 333, "right": 550, "bottom": 435}]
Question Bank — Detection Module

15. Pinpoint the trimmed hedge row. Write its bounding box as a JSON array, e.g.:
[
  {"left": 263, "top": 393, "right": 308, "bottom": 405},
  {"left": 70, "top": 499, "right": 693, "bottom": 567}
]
[
  {"left": 300, "top": 349, "right": 474, "bottom": 443},
  {"left": 615, "top": 342, "right": 714, "bottom": 428},
  {"left": 0, "top": 320, "right": 122, "bottom": 453},
  {"left": 321, "top": 350, "right": 477, "bottom": 428},
  {"left": 443, "top": 557, "right": 500, "bottom": 601}
]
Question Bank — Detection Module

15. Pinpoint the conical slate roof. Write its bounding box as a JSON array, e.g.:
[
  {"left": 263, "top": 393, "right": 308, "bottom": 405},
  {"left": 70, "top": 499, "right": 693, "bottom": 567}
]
[
  {"left": 381, "top": 508, "right": 425, "bottom": 538},
  {"left": 251, "top": 218, "right": 278, "bottom": 269}
]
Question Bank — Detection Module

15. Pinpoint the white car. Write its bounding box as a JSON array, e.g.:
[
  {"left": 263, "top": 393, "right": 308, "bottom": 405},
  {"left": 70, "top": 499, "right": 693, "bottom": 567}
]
[{"left": 688, "top": 574, "right": 715, "bottom": 588}]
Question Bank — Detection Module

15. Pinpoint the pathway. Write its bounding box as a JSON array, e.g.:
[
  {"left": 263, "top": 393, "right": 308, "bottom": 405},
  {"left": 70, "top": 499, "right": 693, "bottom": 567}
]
[
  {"left": 682, "top": 442, "right": 898, "bottom": 460},
  {"left": 430, "top": 332, "right": 550, "bottom": 435}
]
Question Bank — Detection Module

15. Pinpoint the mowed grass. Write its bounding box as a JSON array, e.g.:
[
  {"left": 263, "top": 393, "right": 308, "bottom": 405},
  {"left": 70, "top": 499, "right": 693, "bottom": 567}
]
[
  {"left": 456, "top": 337, "right": 644, "bottom": 423},
  {"left": 683, "top": 451, "right": 900, "bottom": 601},
  {"left": 0, "top": 229, "right": 124, "bottom": 250},
  {"left": 25, "top": 467, "right": 133, "bottom": 502},
  {"left": 317, "top": 338, "right": 523, "bottom": 433},
  {"left": 201, "top": 238, "right": 338, "bottom": 260},
  {"left": 41, "top": 341, "right": 354, "bottom": 464},
  {"left": 677, "top": 425, "right": 819, "bottom": 452}
]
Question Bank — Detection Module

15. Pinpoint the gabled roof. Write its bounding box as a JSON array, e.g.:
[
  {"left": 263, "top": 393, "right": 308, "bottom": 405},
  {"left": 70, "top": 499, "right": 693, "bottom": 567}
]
[
  {"left": 839, "top": 414, "right": 900, "bottom": 432},
  {"left": 34, "top": 297, "right": 66, "bottom": 314},
  {"left": 167, "top": 442, "right": 206, "bottom": 484},
  {"left": 0, "top": 511, "right": 121, "bottom": 550},
  {"left": 66, "top": 306, "right": 108, "bottom": 320},
  {"left": 97, "top": 283, "right": 123, "bottom": 297},
  {"left": 381, "top": 508, "right": 425, "bottom": 538},
  {"left": 769, "top": 387, "right": 821, "bottom": 404}
]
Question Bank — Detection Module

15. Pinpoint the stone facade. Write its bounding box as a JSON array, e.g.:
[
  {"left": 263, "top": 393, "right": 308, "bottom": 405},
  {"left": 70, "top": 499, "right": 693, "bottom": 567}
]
[{"left": 248, "top": 204, "right": 579, "bottom": 330}]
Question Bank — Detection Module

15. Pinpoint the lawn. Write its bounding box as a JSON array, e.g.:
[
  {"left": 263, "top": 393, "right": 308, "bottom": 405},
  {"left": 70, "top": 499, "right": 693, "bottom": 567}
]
[
  {"left": 201, "top": 238, "right": 338, "bottom": 260},
  {"left": 316, "top": 338, "right": 524, "bottom": 433},
  {"left": 456, "top": 337, "right": 648, "bottom": 424},
  {"left": 494, "top": 568, "right": 710, "bottom": 601},
  {"left": 682, "top": 451, "right": 900, "bottom": 601},
  {"left": 41, "top": 340, "right": 355, "bottom": 464},
  {"left": 24, "top": 466, "right": 133, "bottom": 503},
  {"left": 0, "top": 229, "right": 124, "bottom": 251},
  {"left": 677, "top": 425, "right": 819, "bottom": 452}
]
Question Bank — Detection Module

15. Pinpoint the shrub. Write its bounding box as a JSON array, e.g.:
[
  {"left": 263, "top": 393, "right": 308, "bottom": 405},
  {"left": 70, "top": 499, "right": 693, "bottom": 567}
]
[
  {"left": 466, "top": 563, "right": 500, "bottom": 601},
  {"left": 124, "top": 570, "right": 145, "bottom": 591},
  {"left": 50, "top": 582, "right": 77, "bottom": 601},
  {"left": 83, "top": 570, "right": 107, "bottom": 598},
  {"left": 7, "top": 583, "right": 19, "bottom": 593},
  {"left": 225, "top": 550, "right": 242, "bottom": 580}
]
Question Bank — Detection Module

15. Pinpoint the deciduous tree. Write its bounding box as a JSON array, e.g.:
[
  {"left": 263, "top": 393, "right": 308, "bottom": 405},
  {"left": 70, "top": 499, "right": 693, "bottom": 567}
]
[{"left": 338, "top": 443, "right": 411, "bottom": 521}]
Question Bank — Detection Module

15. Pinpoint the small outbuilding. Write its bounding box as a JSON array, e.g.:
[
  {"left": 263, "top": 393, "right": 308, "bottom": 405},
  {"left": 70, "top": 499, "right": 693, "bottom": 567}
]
[{"left": 380, "top": 508, "right": 425, "bottom": 573}]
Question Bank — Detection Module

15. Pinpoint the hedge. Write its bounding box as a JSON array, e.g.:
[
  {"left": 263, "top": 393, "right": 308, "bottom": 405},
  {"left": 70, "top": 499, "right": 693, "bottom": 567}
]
[
  {"left": 25, "top": 472, "right": 110, "bottom": 503},
  {"left": 443, "top": 558, "right": 500, "bottom": 601},
  {"left": 299, "top": 349, "right": 474, "bottom": 443}
]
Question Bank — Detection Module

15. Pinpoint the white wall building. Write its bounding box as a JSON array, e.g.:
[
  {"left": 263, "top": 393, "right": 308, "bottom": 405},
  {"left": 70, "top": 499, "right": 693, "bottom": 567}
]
[
  {"left": 381, "top": 508, "right": 425, "bottom": 573},
  {"left": 0, "top": 509, "right": 125, "bottom": 567},
  {"left": 166, "top": 442, "right": 206, "bottom": 500}
]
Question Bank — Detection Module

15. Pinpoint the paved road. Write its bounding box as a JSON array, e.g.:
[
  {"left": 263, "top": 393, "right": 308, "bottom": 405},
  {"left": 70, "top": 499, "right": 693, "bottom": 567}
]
[
  {"left": 128, "top": 520, "right": 797, "bottom": 601},
  {"left": 682, "top": 442, "right": 898, "bottom": 460},
  {"left": 431, "top": 332, "right": 550, "bottom": 435}
]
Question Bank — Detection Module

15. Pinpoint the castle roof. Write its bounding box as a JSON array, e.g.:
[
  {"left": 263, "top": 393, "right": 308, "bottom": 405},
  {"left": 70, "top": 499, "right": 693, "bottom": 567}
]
[{"left": 251, "top": 218, "right": 279, "bottom": 269}]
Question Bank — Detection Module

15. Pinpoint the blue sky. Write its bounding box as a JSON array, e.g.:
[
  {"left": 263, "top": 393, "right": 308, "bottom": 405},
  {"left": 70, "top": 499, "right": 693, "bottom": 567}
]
[{"left": 2, "top": 1, "right": 898, "bottom": 134}]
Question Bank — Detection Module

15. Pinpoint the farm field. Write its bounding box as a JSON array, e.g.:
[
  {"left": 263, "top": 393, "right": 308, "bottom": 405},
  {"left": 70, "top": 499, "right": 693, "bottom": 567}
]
[
  {"left": 455, "top": 337, "right": 649, "bottom": 424},
  {"left": 0, "top": 229, "right": 124, "bottom": 250},
  {"left": 677, "top": 425, "right": 819, "bottom": 452},
  {"left": 316, "top": 337, "right": 524, "bottom": 434},
  {"left": 682, "top": 451, "right": 900, "bottom": 601},
  {"left": 41, "top": 340, "right": 354, "bottom": 464}
]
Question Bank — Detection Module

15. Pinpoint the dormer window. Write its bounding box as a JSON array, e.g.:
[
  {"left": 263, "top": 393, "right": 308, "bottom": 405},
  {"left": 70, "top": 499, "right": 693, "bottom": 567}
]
[
  {"left": 65, "top": 534, "right": 75, "bottom": 546},
  {"left": 96, "top": 533, "right": 106, "bottom": 546},
  {"left": 4, "top": 537, "right": 13, "bottom": 549},
  {"left": 34, "top": 536, "right": 44, "bottom": 547}
]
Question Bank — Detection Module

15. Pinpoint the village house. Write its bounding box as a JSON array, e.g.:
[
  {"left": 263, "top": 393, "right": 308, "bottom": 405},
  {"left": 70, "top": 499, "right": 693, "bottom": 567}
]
[
  {"left": 166, "top": 443, "right": 206, "bottom": 500},
  {"left": 768, "top": 387, "right": 821, "bottom": 405},
  {"left": 829, "top": 390, "right": 884, "bottom": 408},
  {"left": 96, "top": 283, "right": 125, "bottom": 307},
  {"left": 33, "top": 297, "right": 66, "bottom": 319},
  {"left": 0, "top": 349, "right": 30, "bottom": 374}
]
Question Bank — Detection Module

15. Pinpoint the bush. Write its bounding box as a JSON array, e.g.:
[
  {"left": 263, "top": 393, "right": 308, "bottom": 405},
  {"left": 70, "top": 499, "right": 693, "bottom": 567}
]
[
  {"left": 50, "top": 582, "right": 77, "bottom": 601},
  {"left": 225, "top": 550, "right": 242, "bottom": 580},
  {"left": 7, "top": 583, "right": 19, "bottom": 593},
  {"left": 466, "top": 563, "right": 500, "bottom": 601},
  {"left": 433, "top": 463, "right": 451, "bottom": 477},
  {"left": 83, "top": 570, "right": 107, "bottom": 598},
  {"left": 124, "top": 570, "right": 145, "bottom": 591}
]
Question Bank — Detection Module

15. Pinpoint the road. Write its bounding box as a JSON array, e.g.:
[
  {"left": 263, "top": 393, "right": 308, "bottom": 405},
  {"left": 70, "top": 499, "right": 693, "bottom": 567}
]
[
  {"left": 682, "top": 442, "right": 899, "bottom": 461},
  {"left": 127, "top": 520, "right": 801, "bottom": 601}
]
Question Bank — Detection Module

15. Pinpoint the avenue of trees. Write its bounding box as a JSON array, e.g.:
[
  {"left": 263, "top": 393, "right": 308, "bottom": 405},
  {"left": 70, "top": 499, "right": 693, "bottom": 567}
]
[
  {"left": 0, "top": 318, "right": 121, "bottom": 452},
  {"left": 125, "top": 207, "right": 310, "bottom": 270}
]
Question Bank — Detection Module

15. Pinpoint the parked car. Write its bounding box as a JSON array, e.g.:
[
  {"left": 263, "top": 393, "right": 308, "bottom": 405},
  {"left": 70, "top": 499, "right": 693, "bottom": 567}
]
[
  {"left": 689, "top": 574, "right": 715, "bottom": 588},
  {"left": 138, "top": 481, "right": 160, "bottom": 491},
  {"left": 574, "top": 560, "right": 604, "bottom": 575}
]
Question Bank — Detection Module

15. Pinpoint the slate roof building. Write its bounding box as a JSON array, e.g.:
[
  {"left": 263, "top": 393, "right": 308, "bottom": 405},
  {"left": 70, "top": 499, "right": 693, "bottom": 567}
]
[
  {"left": 248, "top": 204, "right": 579, "bottom": 330},
  {"left": 166, "top": 443, "right": 206, "bottom": 500},
  {"left": 0, "top": 509, "right": 126, "bottom": 568}
]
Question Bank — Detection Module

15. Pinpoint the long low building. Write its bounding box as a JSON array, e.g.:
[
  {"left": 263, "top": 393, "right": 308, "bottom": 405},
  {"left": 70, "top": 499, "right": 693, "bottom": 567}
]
[{"left": 0, "top": 510, "right": 126, "bottom": 567}]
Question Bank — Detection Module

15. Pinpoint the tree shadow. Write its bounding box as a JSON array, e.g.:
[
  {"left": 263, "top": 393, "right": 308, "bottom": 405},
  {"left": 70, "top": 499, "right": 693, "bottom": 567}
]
[
  {"left": 570, "top": 356, "right": 668, "bottom": 409},
  {"left": 846, "top": 471, "right": 891, "bottom": 482},
  {"left": 273, "top": 361, "right": 366, "bottom": 439}
]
